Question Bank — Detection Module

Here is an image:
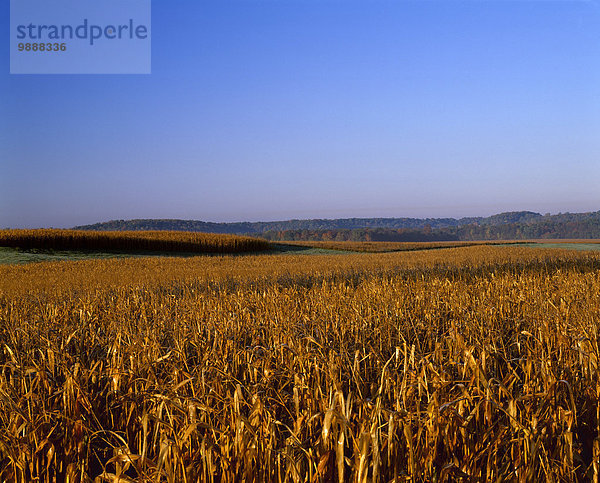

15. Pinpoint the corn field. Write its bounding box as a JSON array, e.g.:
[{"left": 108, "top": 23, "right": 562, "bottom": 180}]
[
  {"left": 0, "top": 229, "right": 270, "bottom": 254},
  {"left": 1, "top": 246, "right": 599, "bottom": 481},
  {"left": 279, "top": 240, "right": 508, "bottom": 253}
]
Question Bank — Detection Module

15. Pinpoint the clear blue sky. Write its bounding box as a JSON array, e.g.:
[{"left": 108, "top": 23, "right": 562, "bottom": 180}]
[{"left": 2, "top": 0, "right": 599, "bottom": 228}]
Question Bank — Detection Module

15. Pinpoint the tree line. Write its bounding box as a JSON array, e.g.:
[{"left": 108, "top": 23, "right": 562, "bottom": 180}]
[{"left": 72, "top": 210, "right": 600, "bottom": 241}]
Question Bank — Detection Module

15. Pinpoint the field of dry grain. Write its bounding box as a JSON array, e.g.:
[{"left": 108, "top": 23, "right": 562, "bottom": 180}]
[
  {"left": 0, "top": 229, "right": 270, "bottom": 254},
  {"left": 276, "top": 240, "right": 509, "bottom": 253},
  {"left": 1, "top": 245, "right": 599, "bottom": 481}
]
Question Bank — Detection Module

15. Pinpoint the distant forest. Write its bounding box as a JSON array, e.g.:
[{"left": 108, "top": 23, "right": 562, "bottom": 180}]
[{"left": 74, "top": 210, "right": 600, "bottom": 241}]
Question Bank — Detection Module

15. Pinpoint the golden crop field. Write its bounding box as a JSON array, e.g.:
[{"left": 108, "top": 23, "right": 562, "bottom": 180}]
[
  {"left": 0, "top": 229, "right": 270, "bottom": 254},
  {"left": 277, "top": 240, "right": 600, "bottom": 253},
  {"left": 1, "top": 246, "right": 600, "bottom": 481},
  {"left": 277, "top": 240, "right": 511, "bottom": 253}
]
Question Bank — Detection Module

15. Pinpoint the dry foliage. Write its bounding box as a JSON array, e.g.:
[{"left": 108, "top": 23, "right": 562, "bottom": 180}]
[
  {"left": 0, "top": 229, "right": 270, "bottom": 254},
  {"left": 1, "top": 246, "right": 599, "bottom": 481},
  {"left": 278, "top": 240, "right": 511, "bottom": 253},
  {"left": 280, "top": 240, "right": 600, "bottom": 253}
]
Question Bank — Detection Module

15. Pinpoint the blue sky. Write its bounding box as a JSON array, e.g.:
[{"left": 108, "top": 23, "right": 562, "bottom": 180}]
[{"left": 2, "top": 0, "right": 599, "bottom": 228}]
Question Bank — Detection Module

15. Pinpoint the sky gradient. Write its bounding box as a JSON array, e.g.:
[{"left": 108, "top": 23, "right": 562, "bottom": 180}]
[{"left": 2, "top": 0, "right": 599, "bottom": 228}]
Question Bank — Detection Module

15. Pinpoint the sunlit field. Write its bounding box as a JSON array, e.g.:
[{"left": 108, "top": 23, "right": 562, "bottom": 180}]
[
  {"left": 276, "top": 240, "right": 508, "bottom": 253},
  {"left": 1, "top": 245, "right": 599, "bottom": 481},
  {"left": 0, "top": 229, "right": 270, "bottom": 254},
  {"left": 278, "top": 239, "right": 600, "bottom": 253}
]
